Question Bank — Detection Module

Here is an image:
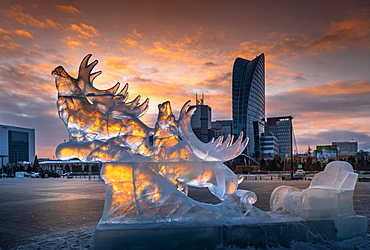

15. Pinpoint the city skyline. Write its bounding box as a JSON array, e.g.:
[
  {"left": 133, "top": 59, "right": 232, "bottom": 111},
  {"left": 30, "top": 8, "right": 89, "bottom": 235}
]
[{"left": 0, "top": 0, "right": 369, "bottom": 158}]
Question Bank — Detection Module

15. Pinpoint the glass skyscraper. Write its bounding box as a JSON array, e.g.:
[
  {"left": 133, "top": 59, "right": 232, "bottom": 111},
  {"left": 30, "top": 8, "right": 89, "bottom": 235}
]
[
  {"left": 265, "top": 116, "right": 293, "bottom": 160},
  {"left": 232, "top": 54, "right": 265, "bottom": 159}
]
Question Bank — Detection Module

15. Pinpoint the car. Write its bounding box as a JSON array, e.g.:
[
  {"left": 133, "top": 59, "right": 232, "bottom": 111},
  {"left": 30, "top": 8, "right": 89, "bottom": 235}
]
[
  {"left": 295, "top": 169, "right": 305, "bottom": 175},
  {"left": 41, "top": 170, "right": 61, "bottom": 178},
  {"left": 31, "top": 172, "right": 40, "bottom": 178},
  {"left": 23, "top": 172, "right": 33, "bottom": 177},
  {"left": 47, "top": 171, "right": 60, "bottom": 178},
  {"left": 293, "top": 169, "right": 305, "bottom": 180},
  {"left": 63, "top": 172, "right": 73, "bottom": 179}
]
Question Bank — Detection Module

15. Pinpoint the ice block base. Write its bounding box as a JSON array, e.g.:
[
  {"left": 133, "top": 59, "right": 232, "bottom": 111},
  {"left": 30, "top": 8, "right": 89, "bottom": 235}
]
[{"left": 94, "top": 215, "right": 367, "bottom": 249}]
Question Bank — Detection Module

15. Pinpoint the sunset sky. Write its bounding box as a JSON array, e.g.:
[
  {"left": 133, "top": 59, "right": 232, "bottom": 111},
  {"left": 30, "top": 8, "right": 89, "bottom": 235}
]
[{"left": 0, "top": 0, "right": 369, "bottom": 158}]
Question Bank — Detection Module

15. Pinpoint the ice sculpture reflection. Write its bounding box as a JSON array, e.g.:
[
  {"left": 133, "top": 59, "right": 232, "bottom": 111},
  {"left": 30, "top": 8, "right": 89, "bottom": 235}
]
[{"left": 52, "top": 54, "right": 264, "bottom": 223}]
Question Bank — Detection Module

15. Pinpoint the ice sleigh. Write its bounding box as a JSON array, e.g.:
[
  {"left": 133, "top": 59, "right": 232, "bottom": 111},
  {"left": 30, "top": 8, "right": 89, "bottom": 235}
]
[{"left": 270, "top": 161, "right": 368, "bottom": 240}]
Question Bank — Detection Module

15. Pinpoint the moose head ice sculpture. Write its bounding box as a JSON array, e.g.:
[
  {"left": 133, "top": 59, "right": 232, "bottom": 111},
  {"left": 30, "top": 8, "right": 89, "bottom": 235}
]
[{"left": 52, "top": 55, "right": 262, "bottom": 224}]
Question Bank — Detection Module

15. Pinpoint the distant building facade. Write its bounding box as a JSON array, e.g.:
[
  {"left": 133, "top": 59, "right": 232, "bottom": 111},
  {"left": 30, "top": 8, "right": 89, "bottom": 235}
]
[
  {"left": 253, "top": 120, "right": 265, "bottom": 159},
  {"left": 232, "top": 54, "right": 265, "bottom": 159},
  {"left": 190, "top": 94, "right": 212, "bottom": 143},
  {"left": 211, "top": 120, "right": 233, "bottom": 139},
  {"left": 39, "top": 160, "right": 101, "bottom": 173},
  {"left": 332, "top": 141, "right": 358, "bottom": 156},
  {"left": 0, "top": 124, "right": 35, "bottom": 166},
  {"left": 265, "top": 116, "right": 293, "bottom": 160},
  {"left": 260, "top": 133, "right": 279, "bottom": 159}
]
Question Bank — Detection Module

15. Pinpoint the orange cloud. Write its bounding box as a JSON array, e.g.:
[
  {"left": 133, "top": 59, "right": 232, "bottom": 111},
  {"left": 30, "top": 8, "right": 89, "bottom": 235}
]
[
  {"left": 0, "top": 42, "right": 21, "bottom": 53},
  {"left": 61, "top": 37, "right": 83, "bottom": 47},
  {"left": 310, "top": 18, "right": 370, "bottom": 52},
  {"left": 0, "top": 35, "right": 12, "bottom": 42},
  {"left": 123, "top": 38, "right": 138, "bottom": 47},
  {"left": 145, "top": 37, "right": 204, "bottom": 65},
  {"left": 3, "top": 5, "right": 61, "bottom": 29},
  {"left": 69, "top": 23, "right": 99, "bottom": 38},
  {"left": 0, "top": 28, "right": 11, "bottom": 35},
  {"left": 288, "top": 80, "right": 370, "bottom": 96},
  {"left": 55, "top": 4, "right": 81, "bottom": 14},
  {"left": 235, "top": 11, "right": 370, "bottom": 60},
  {"left": 88, "top": 41, "right": 99, "bottom": 47},
  {"left": 14, "top": 30, "right": 34, "bottom": 39},
  {"left": 132, "top": 29, "right": 142, "bottom": 38}
]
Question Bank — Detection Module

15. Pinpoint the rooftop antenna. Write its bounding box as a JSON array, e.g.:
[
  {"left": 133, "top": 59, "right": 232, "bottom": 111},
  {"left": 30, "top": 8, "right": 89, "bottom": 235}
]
[{"left": 196, "top": 92, "right": 204, "bottom": 105}]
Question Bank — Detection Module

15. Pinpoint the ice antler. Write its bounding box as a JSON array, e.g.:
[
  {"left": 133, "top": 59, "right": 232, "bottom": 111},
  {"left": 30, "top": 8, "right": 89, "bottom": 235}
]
[
  {"left": 178, "top": 100, "right": 248, "bottom": 161},
  {"left": 77, "top": 54, "right": 149, "bottom": 118}
]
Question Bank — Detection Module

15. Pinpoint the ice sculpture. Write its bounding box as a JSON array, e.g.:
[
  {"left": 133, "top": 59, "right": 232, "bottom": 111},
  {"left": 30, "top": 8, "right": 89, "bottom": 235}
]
[
  {"left": 270, "top": 161, "right": 357, "bottom": 218},
  {"left": 270, "top": 161, "right": 368, "bottom": 239},
  {"left": 52, "top": 54, "right": 265, "bottom": 223}
]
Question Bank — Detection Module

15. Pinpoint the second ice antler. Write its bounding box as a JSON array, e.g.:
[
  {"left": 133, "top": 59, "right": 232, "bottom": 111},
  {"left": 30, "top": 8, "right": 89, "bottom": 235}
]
[{"left": 178, "top": 100, "right": 248, "bottom": 161}]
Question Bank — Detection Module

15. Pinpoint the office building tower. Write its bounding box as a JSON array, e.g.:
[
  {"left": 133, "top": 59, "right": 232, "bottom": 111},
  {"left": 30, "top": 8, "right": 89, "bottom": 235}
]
[
  {"left": 190, "top": 94, "right": 212, "bottom": 143},
  {"left": 332, "top": 141, "right": 358, "bottom": 156},
  {"left": 0, "top": 125, "right": 35, "bottom": 166},
  {"left": 265, "top": 116, "right": 293, "bottom": 159},
  {"left": 232, "top": 54, "right": 265, "bottom": 159},
  {"left": 260, "top": 133, "right": 279, "bottom": 159}
]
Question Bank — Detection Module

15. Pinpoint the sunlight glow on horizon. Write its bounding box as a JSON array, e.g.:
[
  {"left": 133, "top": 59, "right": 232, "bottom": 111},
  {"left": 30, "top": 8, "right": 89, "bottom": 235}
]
[{"left": 0, "top": 0, "right": 369, "bottom": 157}]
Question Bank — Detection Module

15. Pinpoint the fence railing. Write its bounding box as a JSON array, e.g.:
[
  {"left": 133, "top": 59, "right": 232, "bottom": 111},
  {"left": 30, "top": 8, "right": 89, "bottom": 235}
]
[{"left": 62, "top": 172, "right": 101, "bottom": 179}]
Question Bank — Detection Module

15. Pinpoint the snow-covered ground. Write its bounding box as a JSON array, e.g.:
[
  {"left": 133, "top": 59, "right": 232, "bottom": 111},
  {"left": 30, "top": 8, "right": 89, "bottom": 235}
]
[{"left": 1, "top": 179, "right": 369, "bottom": 249}]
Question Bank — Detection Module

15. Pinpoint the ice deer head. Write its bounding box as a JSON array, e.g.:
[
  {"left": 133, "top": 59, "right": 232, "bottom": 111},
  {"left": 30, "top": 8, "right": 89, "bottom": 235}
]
[{"left": 52, "top": 54, "right": 149, "bottom": 119}]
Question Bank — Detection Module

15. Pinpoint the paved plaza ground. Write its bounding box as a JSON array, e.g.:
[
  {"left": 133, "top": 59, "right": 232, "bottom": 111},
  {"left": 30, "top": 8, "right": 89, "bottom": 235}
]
[{"left": 0, "top": 178, "right": 369, "bottom": 249}]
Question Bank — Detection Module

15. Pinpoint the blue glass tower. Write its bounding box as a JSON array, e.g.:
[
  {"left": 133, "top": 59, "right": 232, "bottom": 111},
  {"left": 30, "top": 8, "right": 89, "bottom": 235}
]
[{"left": 232, "top": 54, "right": 265, "bottom": 159}]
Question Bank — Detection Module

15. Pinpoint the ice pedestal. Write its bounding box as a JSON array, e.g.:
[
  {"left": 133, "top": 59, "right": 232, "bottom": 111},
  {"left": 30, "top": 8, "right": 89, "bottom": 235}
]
[{"left": 94, "top": 216, "right": 355, "bottom": 249}]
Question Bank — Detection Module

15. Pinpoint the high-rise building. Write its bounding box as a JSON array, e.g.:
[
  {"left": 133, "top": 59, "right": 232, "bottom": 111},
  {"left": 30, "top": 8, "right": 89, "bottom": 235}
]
[
  {"left": 232, "top": 54, "right": 265, "bottom": 159},
  {"left": 190, "top": 94, "right": 212, "bottom": 143},
  {"left": 265, "top": 116, "right": 293, "bottom": 159},
  {"left": 0, "top": 125, "right": 35, "bottom": 166}
]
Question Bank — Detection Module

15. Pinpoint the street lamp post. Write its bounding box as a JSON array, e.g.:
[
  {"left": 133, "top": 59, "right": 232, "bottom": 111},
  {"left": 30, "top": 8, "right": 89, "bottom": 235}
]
[{"left": 290, "top": 117, "right": 294, "bottom": 179}]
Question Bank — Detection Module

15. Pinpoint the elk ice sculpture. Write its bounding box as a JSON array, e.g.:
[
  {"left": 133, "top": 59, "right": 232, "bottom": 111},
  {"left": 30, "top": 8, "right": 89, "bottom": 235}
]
[{"left": 52, "top": 54, "right": 266, "bottom": 224}]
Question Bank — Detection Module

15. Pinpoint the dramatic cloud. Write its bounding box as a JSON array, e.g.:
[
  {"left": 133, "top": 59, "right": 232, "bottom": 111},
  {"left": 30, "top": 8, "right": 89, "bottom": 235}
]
[
  {"left": 0, "top": 0, "right": 369, "bottom": 157},
  {"left": 14, "top": 30, "right": 34, "bottom": 39},
  {"left": 2, "top": 5, "right": 61, "bottom": 29},
  {"left": 238, "top": 16, "right": 370, "bottom": 60},
  {"left": 123, "top": 38, "right": 139, "bottom": 47},
  {"left": 55, "top": 5, "right": 81, "bottom": 15},
  {"left": 68, "top": 23, "right": 100, "bottom": 38},
  {"left": 311, "top": 9, "right": 370, "bottom": 51}
]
